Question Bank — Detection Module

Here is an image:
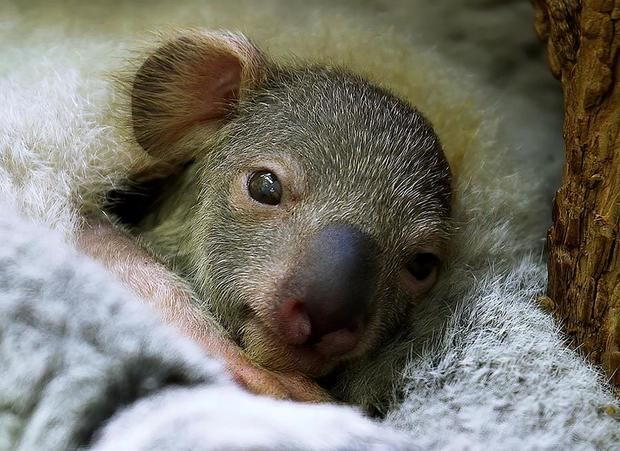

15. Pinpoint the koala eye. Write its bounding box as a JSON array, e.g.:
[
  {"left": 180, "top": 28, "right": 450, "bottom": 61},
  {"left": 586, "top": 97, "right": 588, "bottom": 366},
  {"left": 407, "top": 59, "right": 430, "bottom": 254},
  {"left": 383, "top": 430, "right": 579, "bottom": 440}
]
[
  {"left": 405, "top": 253, "right": 440, "bottom": 281},
  {"left": 248, "top": 171, "right": 282, "bottom": 205}
]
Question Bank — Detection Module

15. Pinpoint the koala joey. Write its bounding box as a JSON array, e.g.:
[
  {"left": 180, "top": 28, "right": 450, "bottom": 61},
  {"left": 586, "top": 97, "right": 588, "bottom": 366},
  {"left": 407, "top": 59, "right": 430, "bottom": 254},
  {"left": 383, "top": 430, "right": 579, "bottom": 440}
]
[{"left": 99, "top": 29, "right": 452, "bottom": 414}]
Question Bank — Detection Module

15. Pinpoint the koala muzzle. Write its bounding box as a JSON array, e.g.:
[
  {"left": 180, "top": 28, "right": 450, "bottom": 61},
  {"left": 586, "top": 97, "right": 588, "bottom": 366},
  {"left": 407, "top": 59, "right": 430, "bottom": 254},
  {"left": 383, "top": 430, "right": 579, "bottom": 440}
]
[{"left": 279, "top": 224, "right": 379, "bottom": 356}]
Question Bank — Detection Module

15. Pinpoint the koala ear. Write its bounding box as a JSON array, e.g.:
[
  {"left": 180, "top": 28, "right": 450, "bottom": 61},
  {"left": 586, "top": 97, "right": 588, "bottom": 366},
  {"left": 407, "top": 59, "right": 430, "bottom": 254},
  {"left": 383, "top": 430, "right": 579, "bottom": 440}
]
[{"left": 131, "top": 30, "right": 266, "bottom": 158}]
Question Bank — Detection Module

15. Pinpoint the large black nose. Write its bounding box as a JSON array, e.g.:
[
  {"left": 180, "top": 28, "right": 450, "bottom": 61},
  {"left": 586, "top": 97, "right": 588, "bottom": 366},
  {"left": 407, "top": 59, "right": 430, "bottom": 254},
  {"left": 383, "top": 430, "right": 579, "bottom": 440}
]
[{"left": 298, "top": 224, "right": 379, "bottom": 340}]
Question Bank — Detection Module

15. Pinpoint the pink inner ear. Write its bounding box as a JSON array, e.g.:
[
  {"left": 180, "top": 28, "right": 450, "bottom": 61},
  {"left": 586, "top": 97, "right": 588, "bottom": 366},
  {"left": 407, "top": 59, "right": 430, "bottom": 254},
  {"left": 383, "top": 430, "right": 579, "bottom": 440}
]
[
  {"left": 132, "top": 31, "right": 264, "bottom": 157},
  {"left": 190, "top": 54, "right": 243, "bottom": 123}
]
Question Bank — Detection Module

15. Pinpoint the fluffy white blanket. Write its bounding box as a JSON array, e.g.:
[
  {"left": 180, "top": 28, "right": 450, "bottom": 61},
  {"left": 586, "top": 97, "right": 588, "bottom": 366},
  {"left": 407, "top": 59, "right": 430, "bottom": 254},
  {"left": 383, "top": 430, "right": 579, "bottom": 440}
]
[{"left": 1, "top": 1, "right": 618, "bottom": 450}]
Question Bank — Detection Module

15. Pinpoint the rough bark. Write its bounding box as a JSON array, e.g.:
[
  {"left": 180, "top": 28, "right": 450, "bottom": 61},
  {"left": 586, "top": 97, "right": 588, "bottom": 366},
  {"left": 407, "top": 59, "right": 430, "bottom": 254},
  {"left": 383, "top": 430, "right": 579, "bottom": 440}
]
[{"left": 532, "top": 0, "right": 619, "bottom": 389}]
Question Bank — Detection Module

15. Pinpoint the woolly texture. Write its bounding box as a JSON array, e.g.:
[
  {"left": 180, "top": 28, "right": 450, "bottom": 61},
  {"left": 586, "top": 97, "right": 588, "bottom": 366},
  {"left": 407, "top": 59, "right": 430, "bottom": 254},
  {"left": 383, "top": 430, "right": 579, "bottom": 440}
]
[
  {"left": 0, "top": 201, "right": 407, "bottom": 451},
  {"left": 1, "top": 1, "right": 619, "bottom": 450},
  {"left": 388, "top": 257, "right": 620, "bottom": 449}
]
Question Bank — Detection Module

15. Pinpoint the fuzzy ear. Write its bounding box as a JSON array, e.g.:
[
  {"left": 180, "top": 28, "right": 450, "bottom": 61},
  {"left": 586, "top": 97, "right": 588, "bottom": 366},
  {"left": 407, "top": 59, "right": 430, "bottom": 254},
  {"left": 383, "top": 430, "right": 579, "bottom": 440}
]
[{"left": 131, "top": 30, "right": 266, "bottom": 158}]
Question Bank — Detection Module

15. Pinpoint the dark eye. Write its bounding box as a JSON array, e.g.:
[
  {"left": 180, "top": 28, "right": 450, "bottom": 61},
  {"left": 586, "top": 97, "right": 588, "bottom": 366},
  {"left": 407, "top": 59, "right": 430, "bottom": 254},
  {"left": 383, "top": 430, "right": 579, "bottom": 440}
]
[
  {"left": 405, "top": 253, "right": 440, "bottom": 281},
  {"left": 248, "top": 171, "right": 282, "bottom": 205}
]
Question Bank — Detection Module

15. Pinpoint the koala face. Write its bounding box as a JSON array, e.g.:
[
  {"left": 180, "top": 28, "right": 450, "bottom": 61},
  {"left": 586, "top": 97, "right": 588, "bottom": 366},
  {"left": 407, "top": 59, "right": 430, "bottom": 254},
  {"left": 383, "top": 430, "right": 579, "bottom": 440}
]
[
  {"left": 179, "top": 68, "right": 451, "bottom": 376},
  {"left": 128, "top": 31, "right": 452, "bottom": 377}
]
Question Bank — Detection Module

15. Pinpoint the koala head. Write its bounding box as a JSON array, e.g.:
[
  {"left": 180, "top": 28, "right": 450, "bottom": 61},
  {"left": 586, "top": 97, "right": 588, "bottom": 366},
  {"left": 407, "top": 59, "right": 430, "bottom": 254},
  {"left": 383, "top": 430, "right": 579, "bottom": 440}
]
[{"left": 128, "top": 30, "right": 452, "bottom": 377}]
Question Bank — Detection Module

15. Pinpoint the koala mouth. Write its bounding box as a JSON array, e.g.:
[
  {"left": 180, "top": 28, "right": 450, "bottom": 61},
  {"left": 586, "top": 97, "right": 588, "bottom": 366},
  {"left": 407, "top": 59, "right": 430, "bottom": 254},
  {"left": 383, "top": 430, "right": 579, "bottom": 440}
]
[
  {"left": 239, "top": 298, "right": 370, "bottom": 378},
  {"left": 276, "top": 298, "right": 365, "bottom": 358}
]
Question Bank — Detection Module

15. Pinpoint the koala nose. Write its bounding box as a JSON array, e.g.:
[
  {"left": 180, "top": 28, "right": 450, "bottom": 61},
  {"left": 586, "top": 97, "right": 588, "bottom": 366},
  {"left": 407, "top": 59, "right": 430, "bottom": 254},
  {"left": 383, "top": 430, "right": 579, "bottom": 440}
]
[{"left": 279, "top": 224, "right": 379, "bottom": 352}]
